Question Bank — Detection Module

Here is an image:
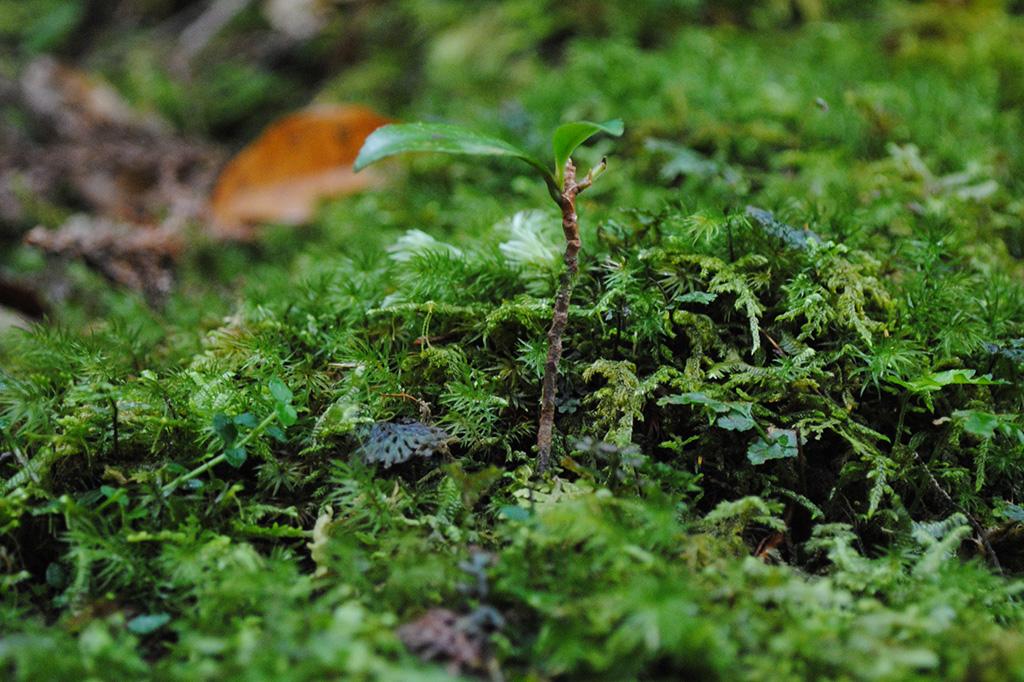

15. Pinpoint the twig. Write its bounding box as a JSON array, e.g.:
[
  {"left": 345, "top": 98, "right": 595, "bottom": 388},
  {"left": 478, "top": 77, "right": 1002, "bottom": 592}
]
[
  {"left": 382, "top": 392, "right": 433, "bottom": 421},
  {"left": 175, "top": 0, "right": 252, "bottom": 71},
  {"left": 760, "top": 326, "right": 786, "bottom": 358},
  {"left": 536, "top": 158, "right": 603, "bottom": 473}
]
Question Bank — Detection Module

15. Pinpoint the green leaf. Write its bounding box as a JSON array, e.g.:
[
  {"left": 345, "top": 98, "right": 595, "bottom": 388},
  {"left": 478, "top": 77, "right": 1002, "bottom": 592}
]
[
  {"left": 551, "top": 119, "right": 624, "bottom": 187},
  {"left": 234, "top": 412, "right": 258, "bottom": 428},
  {"left": 658, "top": 391, "right": 729, "bottom": 412},
  {"left": 268, "top": 378, "right": 293, "bottom": 405},
  {"left": 224, "top": 445, "right": 247, "bottom": 468},
  {"left": 1001, "top": 503, "right": 1024, "bottom": 523},
  {"left": 25, "top": 1, "right": 85, "bottom": 54},
  {"left": 45, "top": 563, "right": 66, "bottom": 589},
  {"left": 717, "top": 411, "right": 755, "bottom": 432},
  {"left": 747, "top": 429, "right": 799, "bottom": 465},
  {"left": 212, "top": 413, "right": 237, "bottom": 446},
  {"left": 953, "top": 409, "right": 1023, "bottom": 442},
  {"left": 659, "top": 392, "right": 755, "bottom": 431},
  {"left": 354, "top": 122, "right": 556, "bottom": 193},
  {"left": 275, "top": 402, "right": 298, "bottom": 427},
  {"left": 499, "top": 505, "right": 531, "bottom": 522},
  {"left": 892, "top": 369, "right": 1002, "bottom": 394},
  {"left": 126, "top": 613, "right": 171, "bottom": 635},
  {"left": 676, "top": 291, "right": 717, "bottom": 304},
  {"left": 955, "top": 409, "right": 1002, "bottom": 439},
  {"left": 891, "top": 369, "right": 1005, "bottom": 411}
]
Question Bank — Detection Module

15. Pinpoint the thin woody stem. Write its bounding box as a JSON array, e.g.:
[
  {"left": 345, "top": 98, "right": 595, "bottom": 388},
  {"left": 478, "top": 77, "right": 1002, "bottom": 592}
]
[{"left": 537, "top": 159, "right": 593, "bottom": 473}]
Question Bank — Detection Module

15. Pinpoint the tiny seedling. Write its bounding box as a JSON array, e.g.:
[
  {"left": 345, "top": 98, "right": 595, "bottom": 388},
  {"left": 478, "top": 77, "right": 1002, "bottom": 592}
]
[
  {"left": 161, "top": 377, "right": 296, "bottom": 494},
  {"left": 355, "top": 118, "right": 624, "bottom": 472}
]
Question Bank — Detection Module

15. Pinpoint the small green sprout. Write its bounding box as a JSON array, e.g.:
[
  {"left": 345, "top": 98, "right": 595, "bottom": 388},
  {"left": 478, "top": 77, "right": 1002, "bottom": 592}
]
[{"left": 162, "top": 377, "right": 296, "bottom": 494}]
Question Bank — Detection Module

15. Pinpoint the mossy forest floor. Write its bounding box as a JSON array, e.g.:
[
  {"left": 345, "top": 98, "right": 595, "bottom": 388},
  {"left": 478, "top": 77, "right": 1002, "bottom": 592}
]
[{"left": 5, "top": 2, "right": 1024, "bottom": 680}]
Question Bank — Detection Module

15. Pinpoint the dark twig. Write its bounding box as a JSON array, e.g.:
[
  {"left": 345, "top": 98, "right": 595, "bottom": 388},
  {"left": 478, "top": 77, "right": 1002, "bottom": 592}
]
[
  {"left": 382, "top": 391, "right": 433, "bottom": 421},
  {"left": 537, "top": 158, "right": 604, "bottom": 473},
  {"left": 174, "top": 0, "right": 253, "bottom": 72}
]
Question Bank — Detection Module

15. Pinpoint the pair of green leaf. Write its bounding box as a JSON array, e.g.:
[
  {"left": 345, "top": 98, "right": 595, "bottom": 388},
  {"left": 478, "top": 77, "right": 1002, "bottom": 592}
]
[
  {"left": 353, "top": 119, "right": 624, "bottom": 198},
  {"left": 659, "top": 392, "right": 755, "bottom": 431},
  {"left": 659, "top": 392, "right": 798, "bottom": 465},
  {"left": 746, "top": 429, "right": 799, "bottom": 465},
  {"left": 269, "top": 377, "right": 298, "bottom": 427},
  {"left": 890, "top": 369, "right": 1005, "bottom": 411},
  {"left": 890, "top": 368, "right": 1002, "bottom": 394},
  {"left": 211, "top": 378, "right": 296, "bottom": 468},
  {"left": 953, "top": 409, "right": 1024, "bottom": 443},
  {"left": 212, "top": 413, "right": 256, "bottom": 468}
]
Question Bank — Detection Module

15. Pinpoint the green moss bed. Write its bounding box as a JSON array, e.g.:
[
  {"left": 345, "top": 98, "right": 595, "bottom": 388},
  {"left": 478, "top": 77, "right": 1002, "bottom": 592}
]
[{"left": 5, "top": 2, "right": 1024, "bottom": 680}]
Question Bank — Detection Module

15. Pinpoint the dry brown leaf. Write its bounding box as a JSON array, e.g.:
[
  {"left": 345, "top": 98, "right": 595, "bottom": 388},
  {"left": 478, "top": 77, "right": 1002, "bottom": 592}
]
[
  {"left": 209, "top": 104, "right": 390, "bottom": 238},
  {"left": 11, "top": 58, "right": 220, "bottom": 305},
  {"left": 13, "top": 57, "right": 220, "bottom": 226},
  {"left": 25, "top": 217, "right": 183, "bottom": 305}
]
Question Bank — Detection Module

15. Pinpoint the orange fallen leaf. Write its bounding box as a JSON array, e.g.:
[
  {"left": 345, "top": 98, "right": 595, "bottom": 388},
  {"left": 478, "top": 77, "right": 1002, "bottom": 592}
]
[{"left": 209, "top": 104, "right": 390, "bottom": 238}]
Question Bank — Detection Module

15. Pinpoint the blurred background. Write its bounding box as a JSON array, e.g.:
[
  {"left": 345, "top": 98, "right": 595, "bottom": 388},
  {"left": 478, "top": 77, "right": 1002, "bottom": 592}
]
[{"left": 2, "top": 0, "right": 1024, "bottom": 342}]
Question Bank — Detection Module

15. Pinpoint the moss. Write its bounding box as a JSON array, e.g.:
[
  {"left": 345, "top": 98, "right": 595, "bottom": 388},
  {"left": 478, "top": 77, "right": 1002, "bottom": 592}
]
[{"left": 5, "top": 2, "right": 1024, "bottom": 679}]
